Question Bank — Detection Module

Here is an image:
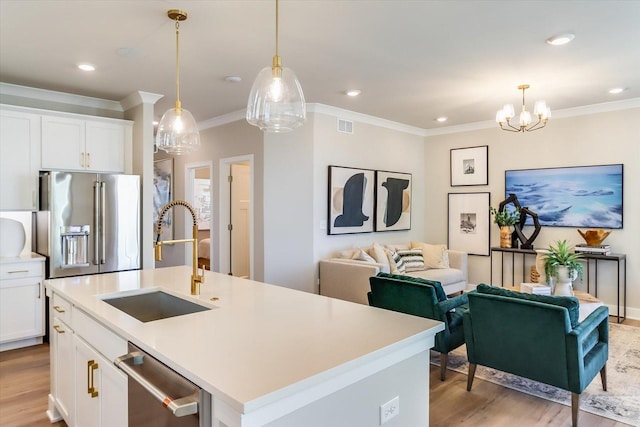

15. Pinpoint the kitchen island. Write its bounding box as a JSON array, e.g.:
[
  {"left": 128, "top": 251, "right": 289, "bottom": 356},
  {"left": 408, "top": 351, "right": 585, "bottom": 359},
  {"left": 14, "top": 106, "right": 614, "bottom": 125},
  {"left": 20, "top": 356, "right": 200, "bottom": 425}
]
[{"left": 45, "top": 266, "right": 444, "bottom": 427}]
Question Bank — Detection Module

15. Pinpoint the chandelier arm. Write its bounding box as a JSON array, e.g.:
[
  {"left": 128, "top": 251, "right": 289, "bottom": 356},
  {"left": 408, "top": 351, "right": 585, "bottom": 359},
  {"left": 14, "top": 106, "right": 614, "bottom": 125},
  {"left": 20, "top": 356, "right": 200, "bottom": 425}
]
[
  {"left": 500, "top": 121, "right": 522, "bottom": 132},
  {"left": 505, "top": 119, "right": 523, "bottom": 132},
  {"left": 525, "top": 118, "right": 547, "bottom": 132}
]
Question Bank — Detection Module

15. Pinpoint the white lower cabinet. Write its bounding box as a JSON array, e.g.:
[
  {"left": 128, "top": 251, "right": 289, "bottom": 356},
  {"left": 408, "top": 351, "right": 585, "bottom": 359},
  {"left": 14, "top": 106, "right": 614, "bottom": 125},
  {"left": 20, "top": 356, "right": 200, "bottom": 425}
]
[
  {"left": 48, "top": 292, "right": 127, "bottom": 426},
  {"left": 74, "top": 335, "right": 127, "bottom": 427},
  {"left": 0, "top": 258, "right": 45, "bottom": 351}
]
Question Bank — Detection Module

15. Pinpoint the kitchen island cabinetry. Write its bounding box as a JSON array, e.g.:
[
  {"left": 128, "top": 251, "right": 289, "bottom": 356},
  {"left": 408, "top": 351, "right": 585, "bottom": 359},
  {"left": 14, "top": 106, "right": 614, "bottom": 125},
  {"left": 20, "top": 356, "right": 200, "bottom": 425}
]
[
  {"left": 41, "top": 114, "right": 130, "bottom": 173},
  {"left": 47, "top": 292, "right": 127, "bottom": 426},
  {"left": 0, "top": 255, "right": 45, "bottom": 351},
  {"left": 0, "top": 107, "right": 41, "bottom": 211},
  {"left": 45, "top": 267, "right": 444, "bottom": 427}
]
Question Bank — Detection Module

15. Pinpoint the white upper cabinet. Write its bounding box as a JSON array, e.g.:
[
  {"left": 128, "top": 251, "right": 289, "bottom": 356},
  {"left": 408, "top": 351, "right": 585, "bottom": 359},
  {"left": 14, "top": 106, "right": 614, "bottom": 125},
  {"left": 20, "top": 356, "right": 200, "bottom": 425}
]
[
  {"left": 0, "top": 109, "right": 41, "bottom": 210},
  {"left": 41, "top": 115, "right": 129, "bottom": 173}
]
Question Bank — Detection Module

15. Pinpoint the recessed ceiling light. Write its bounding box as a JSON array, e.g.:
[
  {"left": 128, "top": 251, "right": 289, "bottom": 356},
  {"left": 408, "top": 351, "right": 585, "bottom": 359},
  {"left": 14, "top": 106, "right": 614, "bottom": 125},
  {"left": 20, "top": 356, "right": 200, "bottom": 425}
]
[
  {"left": 546, "top": 33, "right": 575, "bottom": 46},
  {"left": 436, "top": 117, "right": 447, "bottom": 123},
  {"left": 345, "top": 90, "right": 361, "bottom": 97},
  {"left": 608, "top": 87, "right": 625, "bottom": 94},
  {"left": 224, "top": 76, "right": 242, "bottom": 83},
  {"left": 78, "top": 64, "right": 95, "bottom": 72}
]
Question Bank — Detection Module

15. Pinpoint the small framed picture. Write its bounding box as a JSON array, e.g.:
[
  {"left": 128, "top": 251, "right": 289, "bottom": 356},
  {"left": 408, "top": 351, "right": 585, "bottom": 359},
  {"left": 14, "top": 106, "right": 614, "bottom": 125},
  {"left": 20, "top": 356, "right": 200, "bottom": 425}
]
[
  {"left": 450, "top": 145, "right": 488, "bottom": 186},
  {"left": 448, "top": 192, "right": 490, "bottom": 256},
  {"left": 328, "top": 166, "right": 375, "bottom": 235},
  {"left": 375, "top": 170, "right": 412, "bottom": 232}
]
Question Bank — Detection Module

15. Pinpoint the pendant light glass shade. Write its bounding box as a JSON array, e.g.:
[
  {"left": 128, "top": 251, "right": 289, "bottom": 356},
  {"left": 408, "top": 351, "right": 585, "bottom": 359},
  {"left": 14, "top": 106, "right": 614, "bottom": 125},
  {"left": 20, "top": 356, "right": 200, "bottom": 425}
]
[
  {"left": 156, "top": 105, "right": 200, "bottom": 155},
  {"left": 246, "top": 0, "right": 306, "bottom": 133},
  {"left": 156, "top": 9, "right": 200, "bottom": 154},
  {"left": 246, "top": 62, "right": 306, "bottom": 132}
]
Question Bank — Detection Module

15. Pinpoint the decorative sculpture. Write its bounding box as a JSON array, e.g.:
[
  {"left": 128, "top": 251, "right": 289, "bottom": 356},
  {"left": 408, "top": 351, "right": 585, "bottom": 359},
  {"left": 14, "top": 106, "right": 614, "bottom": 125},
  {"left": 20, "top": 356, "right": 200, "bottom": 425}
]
[
  {"left": 515, "top": 207, "right": 542, "bottom": 249},
  {"left": 577, "top": 229, "right": 611, "bottom": 247}
]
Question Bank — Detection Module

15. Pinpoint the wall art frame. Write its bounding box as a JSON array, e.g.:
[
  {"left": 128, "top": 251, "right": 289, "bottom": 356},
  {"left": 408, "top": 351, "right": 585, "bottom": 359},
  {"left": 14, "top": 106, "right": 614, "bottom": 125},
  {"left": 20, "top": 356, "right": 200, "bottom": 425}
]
[
  {"left": 375, "top": 170, "right": 412, "bottom": 232},
  {"left": 505, "top": 164, "right": 623, "bottom": 228},
  {"left": 448, "top": 192, "right": 490, "bottom": 256},
  {"left": 450, "top": 145, "right": 489, "bottom": 186},
  {"left": 153, "top": 158, "right": 174, "bottom": 241},
  {"left": 328, "top": 165, "right": 375, "bottom": 235}
]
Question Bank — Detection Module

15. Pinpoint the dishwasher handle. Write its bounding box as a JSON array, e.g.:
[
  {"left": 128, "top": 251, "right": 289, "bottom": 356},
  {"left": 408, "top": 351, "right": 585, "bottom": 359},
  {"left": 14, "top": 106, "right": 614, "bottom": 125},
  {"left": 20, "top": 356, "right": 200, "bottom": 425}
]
[{"left": 114, "top": 351, "right": 199, "bottom": 417}]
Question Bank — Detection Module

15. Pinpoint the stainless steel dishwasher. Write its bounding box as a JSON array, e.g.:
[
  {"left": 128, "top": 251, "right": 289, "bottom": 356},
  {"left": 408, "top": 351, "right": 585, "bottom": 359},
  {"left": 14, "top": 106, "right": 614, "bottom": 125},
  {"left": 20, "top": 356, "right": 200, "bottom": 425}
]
[{"left": 115, "top": 342, "right": 211, "bottom": 426}]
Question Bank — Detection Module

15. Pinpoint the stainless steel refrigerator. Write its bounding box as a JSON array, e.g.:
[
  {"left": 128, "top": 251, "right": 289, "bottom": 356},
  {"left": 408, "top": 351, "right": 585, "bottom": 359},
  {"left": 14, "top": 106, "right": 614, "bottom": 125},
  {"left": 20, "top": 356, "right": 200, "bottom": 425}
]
[{"left": 37, "top": 171, "right": 140, "bottom": 279}]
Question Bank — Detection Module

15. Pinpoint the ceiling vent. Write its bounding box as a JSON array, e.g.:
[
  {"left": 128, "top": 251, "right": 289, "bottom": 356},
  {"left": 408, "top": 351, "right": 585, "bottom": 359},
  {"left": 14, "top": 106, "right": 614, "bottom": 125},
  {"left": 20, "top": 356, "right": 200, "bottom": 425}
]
[{"left": 337, "top": 119, "right": 353, "bottom": 134}]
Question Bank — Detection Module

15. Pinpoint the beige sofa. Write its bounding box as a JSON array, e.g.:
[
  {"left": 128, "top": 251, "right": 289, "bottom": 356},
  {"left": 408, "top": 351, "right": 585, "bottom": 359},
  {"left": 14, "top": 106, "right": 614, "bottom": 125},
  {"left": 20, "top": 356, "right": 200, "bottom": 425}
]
[{"left": 319, "top": 243, "right": 468, "bottom": 305}]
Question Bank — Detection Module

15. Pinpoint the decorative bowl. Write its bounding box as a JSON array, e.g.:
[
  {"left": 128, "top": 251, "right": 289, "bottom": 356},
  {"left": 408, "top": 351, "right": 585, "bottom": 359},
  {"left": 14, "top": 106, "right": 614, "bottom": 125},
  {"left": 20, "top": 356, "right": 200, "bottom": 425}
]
[{"left": 577, "top": 229, "right": 611, "bottom": 247}]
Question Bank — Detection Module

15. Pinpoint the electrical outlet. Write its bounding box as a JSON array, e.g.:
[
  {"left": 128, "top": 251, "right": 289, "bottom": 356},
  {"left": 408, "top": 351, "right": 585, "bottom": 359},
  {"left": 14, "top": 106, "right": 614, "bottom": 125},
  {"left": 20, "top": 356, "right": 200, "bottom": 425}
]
[{"left": 380, "top": 396, "right": 399, "bottom": 425}]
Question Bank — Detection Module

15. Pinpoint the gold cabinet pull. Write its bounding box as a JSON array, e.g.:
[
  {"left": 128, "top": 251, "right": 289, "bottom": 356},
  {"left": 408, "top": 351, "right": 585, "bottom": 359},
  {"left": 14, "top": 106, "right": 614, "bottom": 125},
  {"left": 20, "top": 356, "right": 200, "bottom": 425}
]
[
  {"left": 53, "top": 325, "right": 65, "bottom": 334},
  {"left": 86, "top": 152, "right": 91, "bottom": 168},
  {"left": 8, "top": 270, "right": 29, "bottom": 274},
  {"left": 81, "top": 152, "right": 85, "bottom": 167},
  {"left": 87, "top": 360, "right": 99, "bottom": 398},
  {"left": 53, "top": 305, "right": 65, "bottom": 313}
]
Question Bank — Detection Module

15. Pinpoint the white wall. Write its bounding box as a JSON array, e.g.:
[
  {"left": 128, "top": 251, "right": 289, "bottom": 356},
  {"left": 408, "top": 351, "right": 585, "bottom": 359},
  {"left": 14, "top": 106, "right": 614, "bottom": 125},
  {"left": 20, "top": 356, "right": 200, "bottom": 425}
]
[{"left": 424, "top": 107, "right": 640, "bottom": 319}]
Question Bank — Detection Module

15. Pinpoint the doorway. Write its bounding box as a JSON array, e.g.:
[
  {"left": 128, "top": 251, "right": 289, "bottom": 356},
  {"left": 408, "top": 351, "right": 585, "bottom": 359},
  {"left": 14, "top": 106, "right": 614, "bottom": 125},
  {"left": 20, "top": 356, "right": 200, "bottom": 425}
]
[
  {"left": 219, "top": 155, "right": 253, "bottom": 279},
  {"left": 185, "top": 161, "right": 213, "bottom": 270}
]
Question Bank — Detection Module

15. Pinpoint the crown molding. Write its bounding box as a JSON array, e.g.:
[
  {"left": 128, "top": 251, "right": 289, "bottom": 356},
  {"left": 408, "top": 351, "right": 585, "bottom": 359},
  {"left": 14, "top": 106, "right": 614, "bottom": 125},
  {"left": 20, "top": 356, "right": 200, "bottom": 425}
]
[
  {"left": 308, "top": 103, "right": 427, "bottom": 136},
  {"left": 120, "top": 91, "right": 164, "bottom": 111},
  {"left": 0, "top": 82, "right": 124, "bottom": 112},
  {"left": 198, "top": 109, "right": 246, "bottom": 131}
]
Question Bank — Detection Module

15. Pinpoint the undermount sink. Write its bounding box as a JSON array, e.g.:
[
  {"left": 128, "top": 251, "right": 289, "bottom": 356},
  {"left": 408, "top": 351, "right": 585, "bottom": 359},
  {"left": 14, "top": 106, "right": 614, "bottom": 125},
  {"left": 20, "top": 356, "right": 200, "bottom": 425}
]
[{"left": 103, "top": 290, "right": 211, "bottom": 322}]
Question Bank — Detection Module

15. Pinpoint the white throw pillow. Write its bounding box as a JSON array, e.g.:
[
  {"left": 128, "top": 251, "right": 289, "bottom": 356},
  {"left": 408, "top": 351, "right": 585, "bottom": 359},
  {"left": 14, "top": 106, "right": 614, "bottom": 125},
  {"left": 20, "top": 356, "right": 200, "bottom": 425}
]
[
  {"left": 384, "top": 248, "right": 406, "bottom": 274},
  {"left": 411, "top": 242, "right": 449, "bottom": 269},
  {"left": 352, "top": 249, "right": 376, "bottom": 263},
  {"left": 369, "top": 242, "right": 390, "bottom": 268}
]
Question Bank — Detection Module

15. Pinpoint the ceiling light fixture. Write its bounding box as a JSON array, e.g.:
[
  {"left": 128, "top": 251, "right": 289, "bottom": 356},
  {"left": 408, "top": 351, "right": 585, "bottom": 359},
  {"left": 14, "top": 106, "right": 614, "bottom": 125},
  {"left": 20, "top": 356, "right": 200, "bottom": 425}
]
[
  {"left": 155, "top": 9, "right": 200, "bottom": 155},
  {"left": 246, "top": 0, "right": 306, "bottom": 132},
  {"left": 346, "top": 90, "right": 361, "bottom": 97},
  {"left": 496, "top": 84, "right": 551, "bottom": 132},
  {"left": 546, "top": 33, "right": 575, "bottom": 46},
  {"left": 608, "top": 87, "right": 625, "bottom": 94},
  {"left": 436, "top": 117, "right": 447, "bottom": 123}
]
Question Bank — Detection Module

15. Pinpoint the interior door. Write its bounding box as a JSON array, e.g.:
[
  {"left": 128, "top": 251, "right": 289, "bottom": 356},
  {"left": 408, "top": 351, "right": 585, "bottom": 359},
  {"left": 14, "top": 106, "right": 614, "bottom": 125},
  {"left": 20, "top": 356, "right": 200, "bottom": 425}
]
[{"left": 230, "top": 163, "right": 250, "bottom": 278}]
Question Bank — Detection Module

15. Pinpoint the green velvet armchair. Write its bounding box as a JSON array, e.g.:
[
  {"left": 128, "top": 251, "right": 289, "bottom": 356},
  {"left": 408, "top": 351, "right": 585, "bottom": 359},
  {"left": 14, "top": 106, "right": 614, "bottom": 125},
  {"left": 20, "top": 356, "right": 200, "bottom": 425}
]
[
  {"left": 368, "top": 272, "right": 469, "bottom": 381},
  {"left": 464, "top": 284, "right": 609, "bottom": 427}
]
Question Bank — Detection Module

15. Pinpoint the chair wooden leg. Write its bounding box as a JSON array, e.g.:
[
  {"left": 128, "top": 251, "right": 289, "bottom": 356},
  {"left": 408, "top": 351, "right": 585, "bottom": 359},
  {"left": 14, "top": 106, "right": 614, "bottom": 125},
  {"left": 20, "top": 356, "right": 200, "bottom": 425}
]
[
  {"left": 466, "top": 363, "right": 477, "bottom": 391},
  {"left": 571, "top": 393, "right": 580, "bottom": 427},
  {"left": 600, "top": 364, "right": 607, "bottom": 391},
  {"left": 439, "top": 353, "right": 448, "bottom": 381}
]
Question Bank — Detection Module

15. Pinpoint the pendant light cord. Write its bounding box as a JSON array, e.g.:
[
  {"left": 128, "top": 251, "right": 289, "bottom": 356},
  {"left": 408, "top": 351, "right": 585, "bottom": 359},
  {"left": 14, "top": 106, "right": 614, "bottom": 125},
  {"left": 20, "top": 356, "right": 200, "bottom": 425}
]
[
  {"left": 275, "top": 0, "right": 279, "bottom": 57},
  {"left": 175, "top": 19, "right": 181, "bottom": 110}
]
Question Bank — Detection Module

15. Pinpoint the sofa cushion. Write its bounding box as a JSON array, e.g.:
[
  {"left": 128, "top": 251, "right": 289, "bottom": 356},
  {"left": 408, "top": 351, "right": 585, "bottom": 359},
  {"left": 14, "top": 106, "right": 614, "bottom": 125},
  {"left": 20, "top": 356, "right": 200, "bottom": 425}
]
[
  {"left": 377, "top": 272, "right": 447, "bottom": 302},
  {"left": 476, "top": 283, "right": 580, "bottom": 328},
  {"left": 410, "top": 268, "right": 465, "bottom": 287},
  {"left": 384, "top": 249, "right": 406, "bottom": 274},
  {"left": 352, "top": 249, "right": 376, "bottom": 263},
  {"left": 369, "top": 242, "right": 390, "bottom": 269},
  {"left": 397, "top": 248, "right": 424, "bottom": 272},
  {"left": 411, "top": 242, "right": 449, "bottom": 268}
]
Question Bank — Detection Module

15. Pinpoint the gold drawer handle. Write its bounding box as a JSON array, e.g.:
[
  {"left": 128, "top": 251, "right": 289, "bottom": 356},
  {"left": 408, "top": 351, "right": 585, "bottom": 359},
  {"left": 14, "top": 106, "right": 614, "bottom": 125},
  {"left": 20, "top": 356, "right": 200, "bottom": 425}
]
[
  {"left": 8, "top": 270, "right": 29, "bottom": 274},
  {"left": 53, "top": 305, "right": 65, "bottom": 313},
  {"left": 87, "top": 360, "right": 99, "bottom": 398},
  {"left": 53, "top": 325, "right": 65, "bottom": 334}
]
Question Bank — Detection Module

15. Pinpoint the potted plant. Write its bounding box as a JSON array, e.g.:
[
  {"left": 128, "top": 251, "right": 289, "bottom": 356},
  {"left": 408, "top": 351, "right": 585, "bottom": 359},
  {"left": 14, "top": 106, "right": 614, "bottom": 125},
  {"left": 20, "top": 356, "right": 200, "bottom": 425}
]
[
  {"left": 489, "top": 206, "right": 520, "bottom": 248},
  {"left": 543, "top": 240, "right": 584, "bottom": 296}
]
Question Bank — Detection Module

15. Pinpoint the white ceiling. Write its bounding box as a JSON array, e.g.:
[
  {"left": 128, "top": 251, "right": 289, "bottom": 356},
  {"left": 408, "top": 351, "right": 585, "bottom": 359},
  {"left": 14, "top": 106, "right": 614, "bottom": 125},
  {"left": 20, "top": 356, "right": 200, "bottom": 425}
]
[{"left": 1, "top": 0, "right": 639, "bottom": 130}]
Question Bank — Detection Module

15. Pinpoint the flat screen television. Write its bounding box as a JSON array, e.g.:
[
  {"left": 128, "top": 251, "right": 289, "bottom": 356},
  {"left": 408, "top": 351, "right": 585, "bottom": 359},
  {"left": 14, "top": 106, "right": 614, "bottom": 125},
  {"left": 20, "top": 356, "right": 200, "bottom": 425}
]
[{"left": 504, "top": 164, "right": 623, "bottom": 229}]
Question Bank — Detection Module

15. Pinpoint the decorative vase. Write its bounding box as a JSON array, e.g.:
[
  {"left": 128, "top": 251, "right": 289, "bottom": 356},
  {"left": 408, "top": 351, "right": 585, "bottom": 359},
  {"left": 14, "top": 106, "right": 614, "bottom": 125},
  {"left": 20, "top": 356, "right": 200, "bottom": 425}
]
[
  {"left": 535, "top": 249, "right": 550, "bottom": 285},
  {"left": 553, "top": 266, "right": 576, "bottom": 296},
  {"left": 499, "top": 226, "right": 512, "bottom": 248}
]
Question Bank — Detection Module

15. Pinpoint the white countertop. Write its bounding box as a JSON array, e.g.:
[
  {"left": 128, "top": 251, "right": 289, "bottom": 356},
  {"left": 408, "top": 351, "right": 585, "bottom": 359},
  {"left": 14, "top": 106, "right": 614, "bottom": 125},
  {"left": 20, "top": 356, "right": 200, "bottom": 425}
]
[
  {"left": 0, "top": 252, "right": 45, "bottom": 264},
  {"left": 45, "top": 266, "right": 443, "bottom": 417}
]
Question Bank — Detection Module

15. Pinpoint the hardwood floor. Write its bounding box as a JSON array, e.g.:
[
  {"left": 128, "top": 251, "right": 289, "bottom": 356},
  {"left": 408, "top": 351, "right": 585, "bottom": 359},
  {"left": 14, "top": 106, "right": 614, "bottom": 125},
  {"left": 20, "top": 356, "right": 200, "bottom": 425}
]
[{"left": 0, "top": 317, "right": 637, "bottom": 427}]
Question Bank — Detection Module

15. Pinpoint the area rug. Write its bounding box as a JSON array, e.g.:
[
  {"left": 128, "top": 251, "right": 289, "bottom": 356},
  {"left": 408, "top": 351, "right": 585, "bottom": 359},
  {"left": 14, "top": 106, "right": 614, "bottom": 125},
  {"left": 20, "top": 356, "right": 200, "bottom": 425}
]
[{"left": 430, "top": 323, "right": 640, "bottom": 426}]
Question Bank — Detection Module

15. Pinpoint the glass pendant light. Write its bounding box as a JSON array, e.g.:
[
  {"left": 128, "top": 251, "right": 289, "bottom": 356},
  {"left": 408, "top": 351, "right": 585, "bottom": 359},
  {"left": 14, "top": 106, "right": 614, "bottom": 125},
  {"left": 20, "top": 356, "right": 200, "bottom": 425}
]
[
  {"left": 156, "top": 9, "right": 200, "bottom": 155},
  {"left": 246, "top": 0, "right": 306, "bottom": 133}
]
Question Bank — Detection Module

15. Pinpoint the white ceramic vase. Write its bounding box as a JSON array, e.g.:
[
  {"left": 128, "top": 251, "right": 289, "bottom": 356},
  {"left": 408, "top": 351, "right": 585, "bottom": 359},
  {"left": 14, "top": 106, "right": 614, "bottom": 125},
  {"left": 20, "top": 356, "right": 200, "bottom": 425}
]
[{"left": 553, "top": 266, "right": 577, "bottom": 296}]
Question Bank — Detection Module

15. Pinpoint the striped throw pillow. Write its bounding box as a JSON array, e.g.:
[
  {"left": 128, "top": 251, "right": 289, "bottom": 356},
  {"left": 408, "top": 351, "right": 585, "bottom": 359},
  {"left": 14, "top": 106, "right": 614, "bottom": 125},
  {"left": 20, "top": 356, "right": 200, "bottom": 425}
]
[
  {"left": 397, "top": 248, "right": 425, "bottom": 272},
  {"left": 384, "top": 248, "right": 406, "bottom": 274}
]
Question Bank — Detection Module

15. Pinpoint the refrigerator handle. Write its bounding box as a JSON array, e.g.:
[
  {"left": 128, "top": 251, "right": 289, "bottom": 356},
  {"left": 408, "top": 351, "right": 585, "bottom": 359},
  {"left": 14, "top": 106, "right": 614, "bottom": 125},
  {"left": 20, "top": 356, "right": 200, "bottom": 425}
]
[
  {"left": 100, "top": 181, "right": 106, "bottom": 264},
  {"left": 93, "top": 181, "right": 100, "bottom": 265}
]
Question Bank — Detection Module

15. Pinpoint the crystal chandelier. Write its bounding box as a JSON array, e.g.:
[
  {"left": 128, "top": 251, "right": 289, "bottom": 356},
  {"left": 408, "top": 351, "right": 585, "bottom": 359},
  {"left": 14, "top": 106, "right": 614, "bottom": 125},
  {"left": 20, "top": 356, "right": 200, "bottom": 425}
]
[
  {"left": 155, "top": 9, "right": 200, "bottom": 155},
  {"left": 496, "top": 85, "right": 551, "bottom": 132}
]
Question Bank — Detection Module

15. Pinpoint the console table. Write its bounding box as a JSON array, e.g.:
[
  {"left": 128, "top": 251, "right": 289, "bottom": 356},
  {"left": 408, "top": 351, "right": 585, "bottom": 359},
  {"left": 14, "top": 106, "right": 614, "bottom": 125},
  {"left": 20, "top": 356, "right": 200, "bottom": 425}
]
[{"left": 490, "top": 247, "right": 626, "bottom": 323}]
